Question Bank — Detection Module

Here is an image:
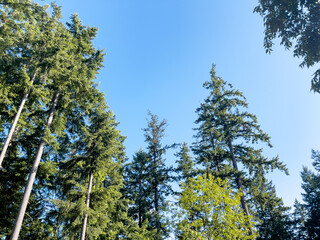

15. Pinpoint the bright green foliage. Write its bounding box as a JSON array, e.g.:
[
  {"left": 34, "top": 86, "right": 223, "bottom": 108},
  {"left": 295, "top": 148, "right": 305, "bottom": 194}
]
[
  {"left": 176, "top": 174, "right": 256, "bottom": 240},
  {"left": 175, "top": 142, "right": 194, "bottom": 182},
  {"left": 123, "top": 150, "right": 154, "bottom": 228},
  {"left": 254, "top": 0, "right": 320, "bottom": 92}
]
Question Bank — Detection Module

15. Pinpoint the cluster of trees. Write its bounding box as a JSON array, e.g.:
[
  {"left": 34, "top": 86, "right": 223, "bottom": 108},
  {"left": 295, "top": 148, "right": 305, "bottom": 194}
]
[{"left": 0, "top": 0, "right": 319, "bottom": 239}]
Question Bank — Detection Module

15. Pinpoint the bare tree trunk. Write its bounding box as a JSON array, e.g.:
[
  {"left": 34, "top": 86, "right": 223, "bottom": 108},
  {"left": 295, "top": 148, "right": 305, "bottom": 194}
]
[
  {"left": 227, "top": 137, "right": 254, "bottom": 236},
  {"left": 0, "top": 69, "right": 38, "bottom": 169},
  {"left": 10, "top": 91, "right": 60, "bottom": 240},
  {"left": 81, "top": 170, "right": 94, "bottom": 240}
]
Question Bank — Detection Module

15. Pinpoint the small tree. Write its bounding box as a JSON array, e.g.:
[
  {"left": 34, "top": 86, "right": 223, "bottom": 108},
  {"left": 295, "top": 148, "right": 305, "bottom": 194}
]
[{"left": 176, "top": 174, "right": 256, "bottom": 240}]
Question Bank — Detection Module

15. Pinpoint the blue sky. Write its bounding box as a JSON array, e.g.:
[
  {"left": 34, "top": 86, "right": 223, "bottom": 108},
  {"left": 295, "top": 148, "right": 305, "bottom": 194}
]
[{"left": 42, "top": 0, "right": 320, "bottom": 207}]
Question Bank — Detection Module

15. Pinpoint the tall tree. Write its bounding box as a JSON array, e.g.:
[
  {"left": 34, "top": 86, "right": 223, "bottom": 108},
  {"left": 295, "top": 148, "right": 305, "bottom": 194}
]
[
  {"left": 193, "top": 65, "right": 288, "bottom": 234},
  {"left": 254, "top": 0, "right": 320, "bottom": 92},
  {"left": 9, "top": 10, "right": 105, "bottom": 239},
  {"left": 0, "top": 1, "right": 63, "bottom": 168},
  {"left": 143, "top": 111, "right": 173, "bottom": 239}
]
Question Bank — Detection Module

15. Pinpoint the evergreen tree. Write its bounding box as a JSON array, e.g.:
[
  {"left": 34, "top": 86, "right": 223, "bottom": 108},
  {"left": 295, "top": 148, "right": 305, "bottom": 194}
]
[
  {"left": 175, "top": 142, "right": 194, "bottom": 183},
  {"left": 193, "top": 65, "right": 288, "bottom": 234},
  {"left": 254, "top": 177, "right": 293, "bottom": 240},
  {"left": 0, "top": 2, "right": 75, "bottom": 238},
  {"left": 143, "top": 111, "right": 173, "bottom": 239},
  {"left": 0, "top": 1, "right": 63, "bottom": 168},
  {"left": 123, "top": 150, "right": 153, "bottom": 228},
  {"left": 298, "top": 150, "right": 320, "bottom": 239},
  {"left": 55, "top": 102, "right": 130, "bottom": 239}
]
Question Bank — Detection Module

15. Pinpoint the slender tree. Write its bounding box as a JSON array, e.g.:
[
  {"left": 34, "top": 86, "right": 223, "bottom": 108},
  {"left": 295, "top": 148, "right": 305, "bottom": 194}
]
[
  {"left": 143, "top": 111, "right": 173, "bottom": 239},
  {"left": 193, "top": 65, "right": 288, "bottom": 234}
]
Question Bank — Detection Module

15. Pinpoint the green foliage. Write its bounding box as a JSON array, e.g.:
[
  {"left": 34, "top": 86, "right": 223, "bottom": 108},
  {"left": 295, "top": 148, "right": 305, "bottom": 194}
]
[
  {"left": 176, "top": 174, "right": 256, "bottom": 240},
  {"left": 142, "top": 111, "right": 174, "bottom": 238},
  {"left": 192, "top": 65, "right": 289, "bottom": 237},
  {"left": 123, "top": 150, "right": 154, "bottom": 228},
  {"left": 253, "top": 177, "right": 293, "bottom": 240},
  {"left": 254, "top": 0, "right": 320, "bottom": 92},
  {"left": 297, "top": 150, "right": 320, "bottom": 239},
  {"left": 175, "top": 142, "right": 194, "bottom": 183}
]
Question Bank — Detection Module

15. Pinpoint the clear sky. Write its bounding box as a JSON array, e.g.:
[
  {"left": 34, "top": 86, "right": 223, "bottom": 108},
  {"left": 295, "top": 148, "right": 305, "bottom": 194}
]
[{"left": 40, "top": 0, "right": 320, "bottom": 207}]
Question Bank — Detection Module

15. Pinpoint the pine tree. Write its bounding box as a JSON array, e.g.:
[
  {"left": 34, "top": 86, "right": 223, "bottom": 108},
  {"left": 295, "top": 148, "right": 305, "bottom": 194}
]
[{"left": 193, "top": 65, "right": 288, "bottom": 234}]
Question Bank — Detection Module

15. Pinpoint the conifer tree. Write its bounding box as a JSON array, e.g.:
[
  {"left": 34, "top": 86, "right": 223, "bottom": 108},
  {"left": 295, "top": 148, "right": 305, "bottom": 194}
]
[
  {"left": 175, "top": 142, "right": 194, "bottom": 183},
  {"left": 253, "top": 177, "right": 293, "bottom": 240},
  {"left": 55, "top": 101, "right": 129, "bottom": 239},
  {"left": 123, "top": 150, "right": 153, "bottom": 228},
  {"left": 143, "top": 111, "right": 173, "bottom": 239},
  {"left": 0, "top": 1, "right": 63, "bottom": 169},
  {"left": 193, "top": 65, "right": 288, "bottom": 234},
  {"left": 297, "top": 150, "right": 320, "bottom": 239},
  {"left": 9, "top": 9, "right": 106, "bottom": 239}
]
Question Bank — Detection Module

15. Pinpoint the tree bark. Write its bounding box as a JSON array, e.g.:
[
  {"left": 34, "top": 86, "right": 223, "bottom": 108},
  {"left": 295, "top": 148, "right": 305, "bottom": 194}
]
[
  {"left": 10, "top": 91, "right": 60, "bottom": 240},
  {"left": 227, "top": 137, "right": 254, "bottom": 236},
  {"left": 0, "top": 69, "right": 38, "bottom": 169},
  {"left": 81, "top": 170, "right": 93, "bottom": 240}
]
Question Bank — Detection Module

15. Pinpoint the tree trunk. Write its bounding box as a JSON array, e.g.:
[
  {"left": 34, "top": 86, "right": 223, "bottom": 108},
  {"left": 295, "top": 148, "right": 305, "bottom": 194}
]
[
  {"left": 81, "top": 170, "right": 94, "bottom": 240},
  {"left": 227, "top": 137, "right": 253, "bottom": 236},
  {"left": 0, "top": 69, "right": 38, "bottom": 169},
  {"left": 10, "top": 91, "right": 60, "bottom": 240}
]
